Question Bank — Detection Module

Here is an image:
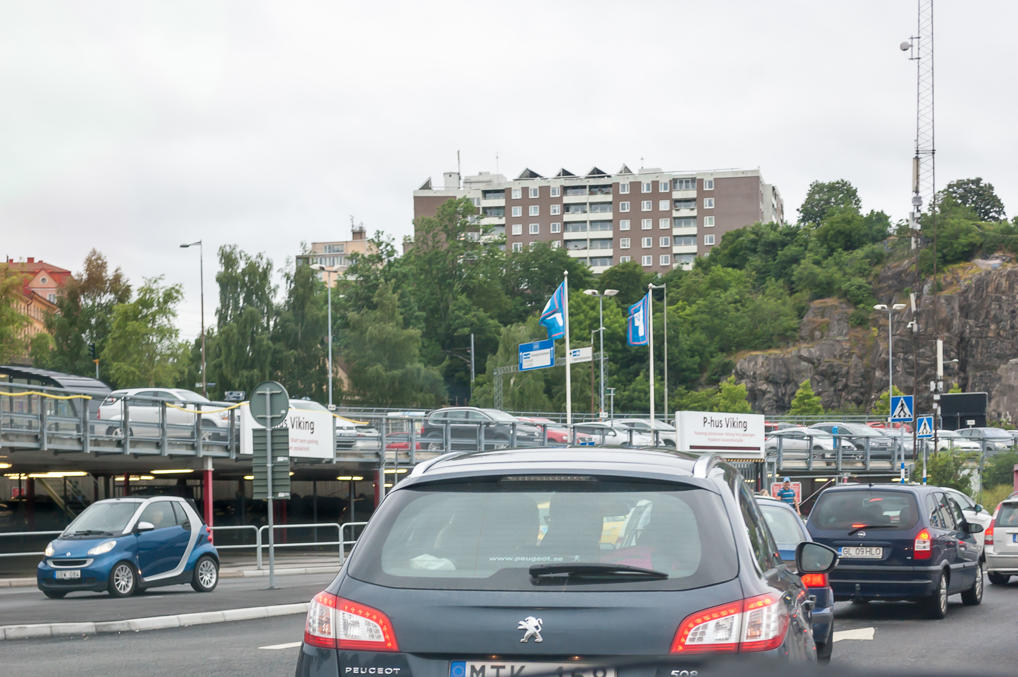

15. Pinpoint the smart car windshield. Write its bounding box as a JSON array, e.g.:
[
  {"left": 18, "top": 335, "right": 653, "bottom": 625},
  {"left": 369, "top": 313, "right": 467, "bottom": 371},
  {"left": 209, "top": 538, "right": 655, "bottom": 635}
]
[{"left": 64, "top": 501, "right": 140, "bottom": 536}]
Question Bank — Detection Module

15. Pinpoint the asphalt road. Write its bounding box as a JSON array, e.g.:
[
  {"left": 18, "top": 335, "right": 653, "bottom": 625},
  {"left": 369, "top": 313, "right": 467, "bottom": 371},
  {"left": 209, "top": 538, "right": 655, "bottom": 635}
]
[
  {"left": 1, "top": 577, "right": 1015, "bottom": 677},
  {"left": 0, "top": 572, "right": 336, "bottom": 625}
]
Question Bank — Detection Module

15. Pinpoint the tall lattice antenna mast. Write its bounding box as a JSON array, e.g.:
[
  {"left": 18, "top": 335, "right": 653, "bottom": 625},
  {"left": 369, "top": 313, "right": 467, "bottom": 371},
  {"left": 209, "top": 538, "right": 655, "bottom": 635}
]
[{"left": 902, "top": 0, "right": 935, "bottom": 262}]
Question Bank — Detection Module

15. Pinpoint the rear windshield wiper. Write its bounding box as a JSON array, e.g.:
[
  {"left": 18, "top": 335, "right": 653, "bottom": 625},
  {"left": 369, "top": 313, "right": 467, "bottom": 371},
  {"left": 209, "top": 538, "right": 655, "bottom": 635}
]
[
  {"left": 847, "top": 524, "right": 899, "bottom": 535},
  {"left": 529, "top": 563, "right": 668, "bottom": 582}
]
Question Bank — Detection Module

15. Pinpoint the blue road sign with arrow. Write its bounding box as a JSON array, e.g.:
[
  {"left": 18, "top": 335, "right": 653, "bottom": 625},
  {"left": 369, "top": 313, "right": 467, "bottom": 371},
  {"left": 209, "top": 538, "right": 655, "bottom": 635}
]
[{"left": 891, "top": 395, "right": 914, "bottom": 422}]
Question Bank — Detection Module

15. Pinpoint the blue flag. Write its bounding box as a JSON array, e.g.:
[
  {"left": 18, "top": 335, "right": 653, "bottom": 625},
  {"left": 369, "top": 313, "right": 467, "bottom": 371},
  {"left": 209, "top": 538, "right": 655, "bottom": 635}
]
[
  {"left": 539, "top": 281, "right": 566, "bottom": 340},
  {"left": 627, "top": 293, "right": 650, "bottom": 346}
]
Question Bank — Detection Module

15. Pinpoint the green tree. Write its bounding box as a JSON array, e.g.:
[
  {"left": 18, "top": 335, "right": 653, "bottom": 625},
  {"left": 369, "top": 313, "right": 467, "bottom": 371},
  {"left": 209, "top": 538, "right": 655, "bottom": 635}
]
[
  {"left": 597, "top": 260, "right": 654, "bottom": 305},
  {"left": 343, "top": 281, "right": 446, "bottom": 407},
  {"left": 981, "top": 450, "right": 1018, "bottom": 491},
  {"left": 102, "top": 277, "right": 186, "bottom": 387},
  {"left": 870, "top": 385, "right": 905, "bottom": 417},
  {"left": 797, "top": 179, "right": 862, "bottom": 228},
  {"left": 910, "top": 449, "right": 975, "bottom": 494},
  {"left": 711, "top": 376, "right": 752, "bottom": 413},
  {"left": 0, "top": 266, "right": 29, "bottom": 362},
  {"left": 788, "top": 379, "right": 824, "bottom": 415},
  {"left": 938, "top": 177, "right": 1006, "bottom": 222},
  {"left": 272, "top": 261, "right": 327, "bottom": 401},
  {"left": 41, "top": 250, "right": 131, "bottom": 378}
]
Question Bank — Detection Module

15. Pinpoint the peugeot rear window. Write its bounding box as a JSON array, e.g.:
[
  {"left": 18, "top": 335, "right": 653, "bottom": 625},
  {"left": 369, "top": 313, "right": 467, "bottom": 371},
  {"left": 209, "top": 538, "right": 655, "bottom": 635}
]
[
  {"left": 348, "top": 476, "right": 738, "bottom": 591},
  {"left": 809, "top": 490, "right": 920, "bottom": 530}
]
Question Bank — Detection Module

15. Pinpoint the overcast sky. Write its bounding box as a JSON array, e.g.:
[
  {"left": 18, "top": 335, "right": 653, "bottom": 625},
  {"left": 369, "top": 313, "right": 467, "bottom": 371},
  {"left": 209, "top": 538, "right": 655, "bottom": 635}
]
[{"left": 3, "top": 1, "right": 1016, "bottom": 339}]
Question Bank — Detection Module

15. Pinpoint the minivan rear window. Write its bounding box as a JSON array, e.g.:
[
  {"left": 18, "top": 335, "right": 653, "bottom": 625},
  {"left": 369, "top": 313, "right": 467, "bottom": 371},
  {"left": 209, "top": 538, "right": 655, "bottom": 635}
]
[
  {"left": 997, "top": 503, "right": 1018, "bottom": 527},
  {"left": 810, "top": 490, "right": 920, "bottom": 530},
  {"left": 348, "top": 477, "right": 738, "bottom": 591}
]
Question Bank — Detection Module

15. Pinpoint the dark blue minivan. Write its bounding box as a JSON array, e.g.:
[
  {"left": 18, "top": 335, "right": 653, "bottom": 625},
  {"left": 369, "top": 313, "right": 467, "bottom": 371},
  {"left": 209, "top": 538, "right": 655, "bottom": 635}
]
[{"left": 806, "top": 484, "right": 984, "bottom": 618}]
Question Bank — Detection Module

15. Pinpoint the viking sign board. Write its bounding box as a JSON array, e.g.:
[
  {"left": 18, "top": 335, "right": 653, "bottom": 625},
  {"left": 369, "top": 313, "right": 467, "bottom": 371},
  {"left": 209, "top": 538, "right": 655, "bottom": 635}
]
[
  {"left": 241, "top": 398, "right": 335, "bottom": 459},
  {"left": 675, "top": 410, "right": 765, "bottom": 460}
]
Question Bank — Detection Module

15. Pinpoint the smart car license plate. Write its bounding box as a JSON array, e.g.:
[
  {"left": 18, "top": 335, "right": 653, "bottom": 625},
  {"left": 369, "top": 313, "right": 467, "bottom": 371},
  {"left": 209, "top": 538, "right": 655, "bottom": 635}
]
[
  {"left": 451, "top": 661, "right": 615, "bottom": 677},
  {"left": 839, "top": 546, "right": 883, "bottom": 559},
  {"left": 55, "top": 569, "right": 81, "bottom": 579}
]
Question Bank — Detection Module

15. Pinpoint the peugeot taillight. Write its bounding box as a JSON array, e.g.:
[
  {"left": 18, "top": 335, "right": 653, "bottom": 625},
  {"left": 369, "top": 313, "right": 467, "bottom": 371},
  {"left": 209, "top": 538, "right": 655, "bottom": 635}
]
[
  {"left": 914, "top": 529, "right": 932, "bottom": 560},
  {"left": 800, "top": 573, "right": 828, "bottom": 588},
  {"left": 985, "top": 520, "right": 995, "bottom": 547},
  {"left": 304, "top": 592, "right": 399, "bottom": 651},
  {"left": 671, "top": 593, "right": 788, "bottom": 654}
]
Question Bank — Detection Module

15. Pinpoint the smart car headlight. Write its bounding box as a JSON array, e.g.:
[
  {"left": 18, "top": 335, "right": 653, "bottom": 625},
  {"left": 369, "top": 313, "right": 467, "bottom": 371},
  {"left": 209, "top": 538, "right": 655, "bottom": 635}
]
[
  {"left": 87, "top": 539, "right": 117, "bottom": 555},
  {"left": 44, "top": 542, "right": 54, "bottom": 557}
]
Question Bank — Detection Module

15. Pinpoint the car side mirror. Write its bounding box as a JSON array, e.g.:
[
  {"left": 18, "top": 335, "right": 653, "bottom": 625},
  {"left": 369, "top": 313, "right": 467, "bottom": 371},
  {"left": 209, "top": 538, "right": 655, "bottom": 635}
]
[
  {"left": 135, "top": 521, "right": 155, "bottom": 533},
  {"left": 975, "top": 504, "right": 985, "bottom": 513},
  {"left": 796, "top": 541, "right": 838, "bottom": 574},
  {"left": 966, "top": 522, "right": 984, "bottom": 534}
]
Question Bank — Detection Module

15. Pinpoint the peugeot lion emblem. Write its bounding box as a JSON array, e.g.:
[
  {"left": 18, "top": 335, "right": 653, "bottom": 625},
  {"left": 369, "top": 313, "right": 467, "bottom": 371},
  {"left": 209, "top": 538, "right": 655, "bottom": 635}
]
[
  {"left": 857, "top": 531, "right": 866, "bottom": 537},
  {"left": 517, "top": 616, "right": 543, "bottom": 643}
]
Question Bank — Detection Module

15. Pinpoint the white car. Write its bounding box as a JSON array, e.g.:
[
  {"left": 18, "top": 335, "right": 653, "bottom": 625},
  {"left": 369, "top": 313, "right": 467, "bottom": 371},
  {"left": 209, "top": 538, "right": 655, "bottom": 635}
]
[
  {"left": 922, "top": 429, "right": 982, "bottom": 453},
  {"left": 571, "top": 422, "right": 656, "bottom": 447},
  {"left": 941, "top": 487, "right": 993, "bottom": 555},
  {"left": 986, "top": 493, "right": 1018, "bottom": 584},
  {"left": 764, "top": 425, "right": 858, "bottom": 457},
  {"left": 611, "top": 418, "right": 677, "bottom": 447},
  {"left": 98, "top": 388, "right": 230, "bottom": 439}
]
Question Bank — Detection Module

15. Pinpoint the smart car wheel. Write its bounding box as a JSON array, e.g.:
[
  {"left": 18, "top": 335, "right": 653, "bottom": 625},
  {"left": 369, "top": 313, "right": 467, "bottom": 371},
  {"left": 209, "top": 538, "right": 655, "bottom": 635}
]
[
  {"left": 924, "top": 571, "right": 948, "bottom": 619},
  {"left": 961, "top": 561, "right": 984, "bottom": 605},
  {"left": 191, "top": 555, "right": 219, "bottom": 592},
  {"left": 42, "top": 589, "right": 66, "bottom": 599},
  {"left": 108, "top": 561, "right": 138, "bottom": 597}
]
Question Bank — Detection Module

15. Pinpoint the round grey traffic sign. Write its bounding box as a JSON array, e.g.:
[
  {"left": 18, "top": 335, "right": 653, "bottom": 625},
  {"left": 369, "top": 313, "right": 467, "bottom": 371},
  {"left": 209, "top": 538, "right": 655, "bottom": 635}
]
[{"left": 249, "top": 381, "right": 289, "bottom": 428}]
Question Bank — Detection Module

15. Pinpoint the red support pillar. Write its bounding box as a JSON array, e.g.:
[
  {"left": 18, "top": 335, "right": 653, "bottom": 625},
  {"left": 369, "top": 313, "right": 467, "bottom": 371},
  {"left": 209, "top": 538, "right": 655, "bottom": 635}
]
[{"left": 203, "top": 458, "right": 214, "bottom": 530}]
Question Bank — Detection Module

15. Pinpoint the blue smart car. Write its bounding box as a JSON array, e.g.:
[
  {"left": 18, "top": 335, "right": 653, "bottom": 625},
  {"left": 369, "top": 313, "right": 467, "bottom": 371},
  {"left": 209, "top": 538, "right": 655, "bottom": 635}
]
[{"left": 37, "top": 496, "right": 219, "bottom": 598}]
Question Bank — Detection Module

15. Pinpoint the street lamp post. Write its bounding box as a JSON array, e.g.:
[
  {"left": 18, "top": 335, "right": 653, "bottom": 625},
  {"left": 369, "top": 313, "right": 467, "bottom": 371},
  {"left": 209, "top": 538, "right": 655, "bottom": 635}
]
[
  {"left": 583, "top": 288, "right": 619, "bottom": 419},
  {"left": 310, "top": 264, "right": 337, "bottom": 409},
  {"left": 875, "top": 302, "right": 907, "bottom": 482},
  {"left": 179, "top": 241, "right": 206, "bottom": 397}
]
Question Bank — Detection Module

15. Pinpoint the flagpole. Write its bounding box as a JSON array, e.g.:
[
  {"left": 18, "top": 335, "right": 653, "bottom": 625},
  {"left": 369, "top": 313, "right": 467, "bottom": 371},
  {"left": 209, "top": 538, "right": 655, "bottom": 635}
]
[
  {"left": 564, "top": 271, "right": 572, "bottom": 426},
  {"left": 648, "top": 284, "right": 655, "bottom": 424}
]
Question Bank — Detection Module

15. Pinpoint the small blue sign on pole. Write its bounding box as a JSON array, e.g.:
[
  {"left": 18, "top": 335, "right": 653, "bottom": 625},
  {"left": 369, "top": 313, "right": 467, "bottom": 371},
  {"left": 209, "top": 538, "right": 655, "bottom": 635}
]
[
  {"left": 916, "top": 416, "right": 934, "bottom": 438},
  {"left": 518, "top": 339, "right": 555, "bottom": 372},
  {"left": 890, "top": 395, "right": 914, "bottom": 422}
]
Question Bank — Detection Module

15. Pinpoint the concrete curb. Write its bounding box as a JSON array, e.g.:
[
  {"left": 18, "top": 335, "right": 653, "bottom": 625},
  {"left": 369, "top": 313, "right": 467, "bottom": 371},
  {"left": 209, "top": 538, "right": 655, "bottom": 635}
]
[
  {"left": 0, "top": 602, "right": 309, "bottom": 641},
  {"left": 0, "top": 565, "right": 337, "bottom": 588}
]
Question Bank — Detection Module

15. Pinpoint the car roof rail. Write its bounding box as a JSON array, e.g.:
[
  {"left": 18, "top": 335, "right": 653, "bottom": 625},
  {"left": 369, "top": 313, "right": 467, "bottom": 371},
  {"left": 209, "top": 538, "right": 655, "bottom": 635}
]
[{"left": 692, "top": 453, "right": 721, "bottom": 479}]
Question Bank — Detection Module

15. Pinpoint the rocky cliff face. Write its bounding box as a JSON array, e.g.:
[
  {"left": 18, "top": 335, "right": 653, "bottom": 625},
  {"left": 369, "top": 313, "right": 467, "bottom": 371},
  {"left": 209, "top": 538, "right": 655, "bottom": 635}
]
[{"left": 735, "top": 261, "right": 1018, "bottom": 422}]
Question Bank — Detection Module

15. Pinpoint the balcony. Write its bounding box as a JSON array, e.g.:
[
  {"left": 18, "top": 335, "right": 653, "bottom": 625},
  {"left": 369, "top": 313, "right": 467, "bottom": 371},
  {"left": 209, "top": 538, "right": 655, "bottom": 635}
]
[
  {"left": 563, "top": 212, "right": 590, "bottom": 222},
  {"left": 563, "top": 194, "right": 589, "bottom": 204},
  {"left": 672, "top": 243, "right": 698, "bottom": 254},
  {"left": 672, "top": 208, "right": 697, "bottom": 218},
  {"left": 671, "top": 189, "right": 697, "bottom": 199},
  {"left": 563, "top": 229, "right": 590, "bottom": 240}
]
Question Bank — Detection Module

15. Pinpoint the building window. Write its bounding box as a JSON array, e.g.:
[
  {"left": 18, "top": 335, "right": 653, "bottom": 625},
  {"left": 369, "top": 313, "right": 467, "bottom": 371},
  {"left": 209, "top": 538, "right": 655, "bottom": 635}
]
[
  {"left": 704, "top": 178, "right": 715, "bottom": 190},
  {"left": 511, "top": 205, "right": 522, "bottom": 217},
  {"left": 550, "top": 186, "right": 561, "bottom": 197},
  {"left": 619, "top": 201, "right": 630, "bottom": 212},
  {"left": 550, "top": 222, "right": 561, "bottom": 233},
  {"left": 660, "top": 236, "right": 671, "bottom": 247},
  {"left": 512, "top": 223, "right": 522, "bottom": 235},
  {"left": 660, "top": 254, "right": 671, "bottom": 266},
  {"left": 620, "top": 237, "right": 631, "bottom": 249},
  {"left": 659, "top": 180, "right": 669, "bottom": 192},
  {"left": 641, "top": 255, "right": 652, "bottom": 266},
  {"left": 529, "top": 205, "right": 540, "bottom": 216},
  {"left": 641, "top": 218, "right": 652, "bottom": 230},
  {"left": 659, "top": 218, "right": 669, "bottom": 229},
  {"left": 551, "top": 240, "right": 562, "bottom": 249},
  {"left": 675, "top": 236, "right": 696, "bottom": 247},
  {"left": 642, "top": 181, "right": 652, "bottom": 193},
  {"left": 619, "top": 182, "right": 630, "bottom": 194},
  {"left": 704, "top": 197, "right": 715, "bottom": 209},
  {"left": 673, "top": 177, "right": 696, "bottom": 191},
  {"left": 512, "top": 242, "right": 523, "bottom": 252},
  {"left": 529, "top": 223, "right": 540, "bottom": 235},
  {"left": 550, "top": 203, "right": 561, "bottom": 215},
  {"left": 529, "top": 186, "right": 540, "bottom": 198},
  {"left": 673, "top": 217, "right": 696, "bottom": 228},
  {"left": 658, "top": 199, "right": 669, "bottom": 211},
  {"left": 620, "top": 255, "right": 631, "bottom": 263},
  {"left": 619, "top": 219, "right": 630, "bottom": 231},
  {"left": 512, "top": 187, "right": 522, "bottom": 199},
  {"left": 705, "top": 234, "right": 716, "bottom": 246},
  {"left": 704, "top": 215, "right": 715, "bottom": 227},
  {"left": 472, "top": 198, "right": 481, "bottom": 207},
  {"left": 642, "top": 237, "right": 653, "bottom": 248},
  {"left": 641, "top": 200, "right": 652, "bottom": 211}
]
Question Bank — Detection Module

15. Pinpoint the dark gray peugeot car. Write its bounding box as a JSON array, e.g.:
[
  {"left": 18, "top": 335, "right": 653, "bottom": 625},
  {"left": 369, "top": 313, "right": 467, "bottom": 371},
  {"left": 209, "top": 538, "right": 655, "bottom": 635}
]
[{"left": 295, "top": 447, "right": 836, "bottom": 676}]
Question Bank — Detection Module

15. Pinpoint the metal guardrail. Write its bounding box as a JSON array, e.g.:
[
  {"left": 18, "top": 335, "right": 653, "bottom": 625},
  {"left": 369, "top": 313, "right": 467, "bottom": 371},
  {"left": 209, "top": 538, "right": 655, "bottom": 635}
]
[{"left": 0, "top": 530, "right": 63, "bottom": 559}]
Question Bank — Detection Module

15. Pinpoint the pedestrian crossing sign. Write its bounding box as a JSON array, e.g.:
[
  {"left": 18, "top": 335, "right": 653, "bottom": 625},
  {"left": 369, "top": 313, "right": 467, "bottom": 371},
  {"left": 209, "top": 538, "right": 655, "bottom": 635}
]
[
  {"left": 916, "top": 416, "right": 934, "bottom": 438},
  {"left": 890, "top": 395, "right": 914, "bottom": 422}
]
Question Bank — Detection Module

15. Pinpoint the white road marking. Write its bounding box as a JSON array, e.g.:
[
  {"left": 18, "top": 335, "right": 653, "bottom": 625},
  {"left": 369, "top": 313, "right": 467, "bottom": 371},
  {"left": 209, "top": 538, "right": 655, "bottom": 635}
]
[
  {"left": 259, "top": 641, "right": 303, "bottom": 651},
  {"left": 833, "top": 627, "right": 875, "bottom": 642}
]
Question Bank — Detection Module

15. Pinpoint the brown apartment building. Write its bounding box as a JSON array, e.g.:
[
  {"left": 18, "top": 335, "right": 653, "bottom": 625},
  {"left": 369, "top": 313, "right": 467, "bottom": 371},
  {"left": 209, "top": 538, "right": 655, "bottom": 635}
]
[{"left": 412, "top": 165, "right": 783, "bottom": 273}]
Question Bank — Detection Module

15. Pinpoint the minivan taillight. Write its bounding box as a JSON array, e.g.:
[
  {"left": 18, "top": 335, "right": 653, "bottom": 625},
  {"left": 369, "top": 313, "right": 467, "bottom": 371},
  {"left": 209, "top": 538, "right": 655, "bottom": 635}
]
[
  {"left": 985, "top": 520, "right": 995, "bottom": 547},
  {"left": 671, "top": 593, "right": 788, "bottom": 654},
  {"left": 914, "top": 529, "right": 932, "bottom": 560},
  {"left": 800, "top": 573, "right": 828, "bottom": 588},
  {"left": 303, "top": 592, "right": 399, "bottom": 651}
]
